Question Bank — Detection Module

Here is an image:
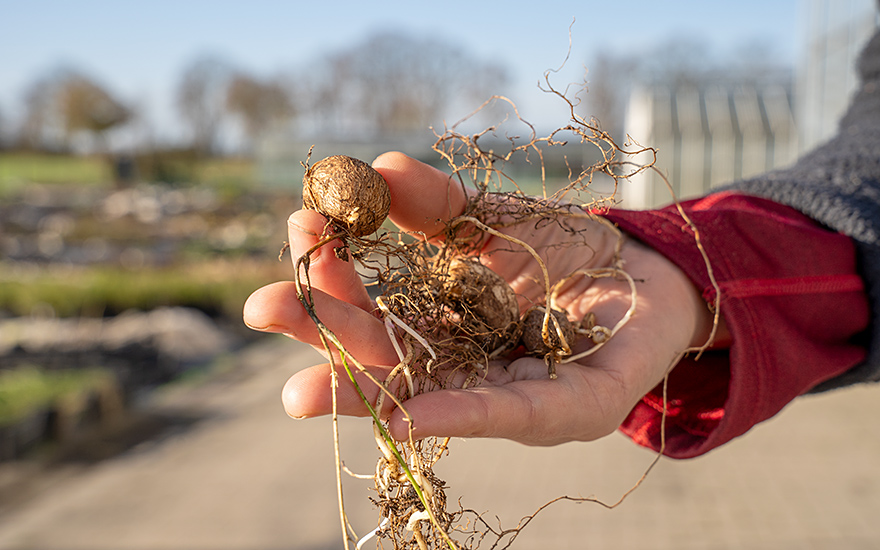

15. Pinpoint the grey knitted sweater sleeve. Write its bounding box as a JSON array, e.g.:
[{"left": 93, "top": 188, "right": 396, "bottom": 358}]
[{"left": 726, "top": 25, "right": 880, "bottom": 392}]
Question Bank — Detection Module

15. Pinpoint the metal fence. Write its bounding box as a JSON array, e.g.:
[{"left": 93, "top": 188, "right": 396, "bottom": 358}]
[
  {"left": 620, "top": 80, "right": 798, "bottom": 209},
  {"left": 798, "top": 0, "right": 879, "bottom": 152},
  {"left": 620, "top": 0, "right": 879, "bottom": 210}
]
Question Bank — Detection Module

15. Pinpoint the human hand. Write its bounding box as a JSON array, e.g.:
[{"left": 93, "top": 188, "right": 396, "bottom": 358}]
[{"left": 243, "top": 152, "right": 719, "bottom": 446}]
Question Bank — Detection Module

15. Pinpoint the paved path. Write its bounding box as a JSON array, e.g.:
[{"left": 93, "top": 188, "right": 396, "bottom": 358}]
[{"left": 1, "top": 335, "right": 879, "bottom": 550}]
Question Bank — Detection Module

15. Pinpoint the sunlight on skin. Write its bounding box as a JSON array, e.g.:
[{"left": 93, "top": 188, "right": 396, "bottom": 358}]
[{"left": 243, "top": 152, "right": 725, "bottom": 446}]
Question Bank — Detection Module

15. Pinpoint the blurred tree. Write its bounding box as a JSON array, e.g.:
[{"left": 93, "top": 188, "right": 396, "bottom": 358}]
[
  {"left": 176, "top": 56, "right": 233, "bottom": 156},
  {"left": 644, "top": 36, "right": 714, "bottom": 88},
  {"left": 582, "top": 36, "right": 739, "bottom": 140},
  {"left": 0, "top": 105, "right": 6, "bottom": 150},
  {"left": 225, "top": 73, "right": 294, "bottom": 151},
  {"left": 18, "top": 73, "right": 60, "bottom": 151},
  {"left": 298, "top": 31, "right": 508, "bottom": 136},
  {"left": 583, "top": 50, "right": 640, "bottom": 142},
  {"left": 727, "top": 38, "right": 791, "bottom": 80},
  {"left": 17, "top": 68, "right": 130, "bottom": 152},
  {"left": 582, "top": 34, "right": 791, "bottom": 156},
  {"left": 57, "top": 72, "right": 131, "bottom": 150}
]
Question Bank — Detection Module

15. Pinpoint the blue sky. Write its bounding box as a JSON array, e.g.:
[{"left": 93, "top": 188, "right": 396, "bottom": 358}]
[{"left": 0, "top": 0, "right": 803, "bottom": 142}]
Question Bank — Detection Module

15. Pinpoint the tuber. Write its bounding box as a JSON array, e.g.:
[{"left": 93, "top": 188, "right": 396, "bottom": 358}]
[
  {"left": 302, "top": 155, "right": 391, "bottom": 237},
  {"left": 443, "top": 256, "right": 520, "bottom": 349},
  {"left": 522, "top": 306, "right": 576, "bottom": 356}
]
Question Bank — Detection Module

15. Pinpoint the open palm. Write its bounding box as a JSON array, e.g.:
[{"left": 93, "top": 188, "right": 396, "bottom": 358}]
[{"left": 243, "top": 152, "right": 717, "bottom": 446}]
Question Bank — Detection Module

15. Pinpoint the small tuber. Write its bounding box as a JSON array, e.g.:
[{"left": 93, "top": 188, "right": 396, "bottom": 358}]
[
  {"left": 443, "top": 256, "right": 520, "bottom": 349},
  {"left": 302, "top": 155, "right": 391, "bottom": 237},
  {"left": 522, "top": 306, "right": 576, "bottom": 357}
]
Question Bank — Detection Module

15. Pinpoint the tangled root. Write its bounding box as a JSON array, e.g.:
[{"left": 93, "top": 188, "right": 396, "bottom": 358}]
[{"left": 291, "top": 64, "right": 719, "bottom": 550}]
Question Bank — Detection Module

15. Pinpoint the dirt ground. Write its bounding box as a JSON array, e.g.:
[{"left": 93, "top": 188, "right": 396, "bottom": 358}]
[{"left": 1, "top": 335, "right": 880, "bottom": 550}]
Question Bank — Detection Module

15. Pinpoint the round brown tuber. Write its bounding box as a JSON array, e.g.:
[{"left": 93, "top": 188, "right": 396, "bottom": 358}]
[
  {"left": 443, "top": 256, "right": 520, "bottom": 347},
  {"left": 302, "top": 155, "right": 391, "bottom": 237},
  {"left": 522, "top": 307, "right": 576, "bottom": 356}
]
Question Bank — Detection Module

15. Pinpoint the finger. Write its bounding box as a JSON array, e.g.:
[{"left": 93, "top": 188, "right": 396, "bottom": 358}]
[
  {"left": 282, "top": 362, "right": 402, "bottom": 419},
  {"left": 243, "top": 281, "right": 399, "bottom": 366},
  {"left": 372, "top": 152, "right": 467, "bottom": 237},
  {"left": 287, "top": 209, "right": 373, "bottom": 312},
  {"left": 385, "top": 362, "right": 629, "bottom": 446}
]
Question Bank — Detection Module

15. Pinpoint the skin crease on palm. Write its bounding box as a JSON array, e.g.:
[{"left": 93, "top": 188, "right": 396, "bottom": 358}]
[{"left": 242, "top": 151, "right": 728, "bottom": 447}]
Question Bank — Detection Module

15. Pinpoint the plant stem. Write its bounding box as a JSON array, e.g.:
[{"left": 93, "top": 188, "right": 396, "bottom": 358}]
[{"left": 337, "top": 352, "right": 457, "bottom": 550}]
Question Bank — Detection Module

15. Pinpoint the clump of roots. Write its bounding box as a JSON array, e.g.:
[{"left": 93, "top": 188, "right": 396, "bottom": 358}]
[{"left": 290, "top": 66, "right": 692, "bottom": 550}]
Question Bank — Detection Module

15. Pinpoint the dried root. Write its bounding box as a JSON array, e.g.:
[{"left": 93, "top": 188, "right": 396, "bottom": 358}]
[{"left": 289, "top": 64, "right": 719, "bottom": 549}]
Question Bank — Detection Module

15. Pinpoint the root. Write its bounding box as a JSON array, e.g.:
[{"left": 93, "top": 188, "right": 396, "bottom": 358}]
[
  {"left": 288, "top": 47, "right": 721, "bottom": 549},
  {"left": 557, "top": 266, "right": 638, "bottom": 364}
]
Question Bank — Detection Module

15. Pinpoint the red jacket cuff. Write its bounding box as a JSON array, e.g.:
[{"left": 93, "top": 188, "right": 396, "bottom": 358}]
[{"left": 602, "top": 191, "right": 869, "bottom": 458}]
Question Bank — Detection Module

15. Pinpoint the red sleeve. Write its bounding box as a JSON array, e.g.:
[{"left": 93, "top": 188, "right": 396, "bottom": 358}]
[{"left": 601, "top": 191, "right": 870, "bottom": 458}]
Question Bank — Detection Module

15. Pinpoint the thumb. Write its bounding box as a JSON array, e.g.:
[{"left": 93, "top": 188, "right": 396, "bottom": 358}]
[{"left": 372, "top": 152, "right": 467, "bottom": 238}]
